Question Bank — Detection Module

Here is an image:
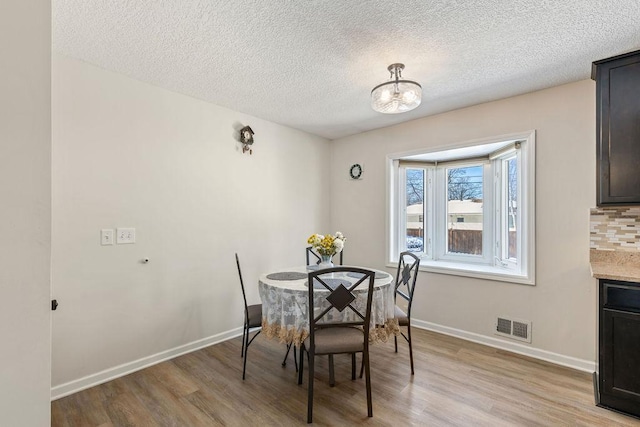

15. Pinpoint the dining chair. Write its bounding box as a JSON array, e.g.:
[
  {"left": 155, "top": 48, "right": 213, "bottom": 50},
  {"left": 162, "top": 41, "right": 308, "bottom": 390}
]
[
  {"left": 297, "top": 266, "right": 375, "bottom": 423},
  {"left": 235, "top": 253, "right": 262, "bottom": 380},
  {"left": 305, "top": 246, "right": 344, "bottom": 266},
  {"left": 393, "top": 251, "right": 421, "bottom": 374}
]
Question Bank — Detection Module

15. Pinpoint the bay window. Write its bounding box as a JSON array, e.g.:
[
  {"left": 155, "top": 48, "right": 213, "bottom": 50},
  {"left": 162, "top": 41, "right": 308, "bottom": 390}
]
[{"left": 389, "top": 131, "right": 535, "bottom": 284}]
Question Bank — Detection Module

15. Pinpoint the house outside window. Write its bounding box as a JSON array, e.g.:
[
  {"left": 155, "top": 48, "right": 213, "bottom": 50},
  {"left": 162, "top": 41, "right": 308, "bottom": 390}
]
[{"left": 389, "top": 131, "right": 535, "bottom": 285}]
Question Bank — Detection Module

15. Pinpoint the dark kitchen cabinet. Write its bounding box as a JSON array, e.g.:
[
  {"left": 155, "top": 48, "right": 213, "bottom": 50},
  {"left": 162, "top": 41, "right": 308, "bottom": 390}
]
[
  {"left": 598, "top": 280, "right": 640, "bottom": 418},
  {"left": 592, "top": 50, "right": 640, "bottom": 205}
]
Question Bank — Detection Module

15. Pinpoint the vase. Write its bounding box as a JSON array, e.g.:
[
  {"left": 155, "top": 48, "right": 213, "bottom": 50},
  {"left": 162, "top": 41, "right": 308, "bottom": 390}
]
[{"left": 318, "top": 254, "right": 334, "bottom": 269}]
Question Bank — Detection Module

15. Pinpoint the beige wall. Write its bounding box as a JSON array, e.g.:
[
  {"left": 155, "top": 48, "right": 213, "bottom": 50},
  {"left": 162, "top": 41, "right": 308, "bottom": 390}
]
[
  {"left": 331, "top": 80, "right": 597, "bottom": 364},
  {"left": 52, "top": 54, "right": 330, "bottom": 390},
  {"left": 0, "top": 0, "right": 52, "bottom": 424}
]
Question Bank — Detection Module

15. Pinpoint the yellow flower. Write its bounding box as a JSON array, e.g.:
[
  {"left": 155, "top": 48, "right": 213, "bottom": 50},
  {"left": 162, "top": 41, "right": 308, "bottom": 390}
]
[{"left": 307, "top": 232, "right": 346, "bottom": 256}]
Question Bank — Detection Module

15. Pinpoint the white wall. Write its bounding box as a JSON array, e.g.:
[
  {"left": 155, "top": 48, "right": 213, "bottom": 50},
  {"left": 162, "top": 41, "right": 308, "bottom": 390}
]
[
  {"left": 0, "top": 0, "right": 52, "bottom": 424},
  {"left": 52, "top": 54, "right": 330, "bottom": 390},
  {"left": 331, "top": 80, "right": 597, "bottom": 364}
]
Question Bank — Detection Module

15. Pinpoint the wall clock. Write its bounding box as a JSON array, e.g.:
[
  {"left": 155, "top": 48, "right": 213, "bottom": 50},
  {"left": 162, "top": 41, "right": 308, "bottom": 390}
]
[{"left": 349, "top": 163, "right": 363, "bottom": 180}]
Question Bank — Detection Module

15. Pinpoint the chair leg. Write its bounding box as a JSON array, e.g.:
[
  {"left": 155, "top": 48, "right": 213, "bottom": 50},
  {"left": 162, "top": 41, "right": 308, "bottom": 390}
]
[
  {"left": 307, "top": 350, "right": 315, "bottom": 423},
  {"left": 294, "top": 345, "right": 298, "bottom": 372},
  {"left": 394, "top": 334, "right": 398, "bottom": 353},
  {"left": 407, "top": 322, "right": 414, "bottom": 375},
  {"left": 241, "top": 321, "right": 247, "bottom": 358},
  {"left": 328, "top": 354, "right": 335, "bottom": 387},
  {"left": 297, "top": 346, "right": 305, "bottom": 385},
  {"left": 242, "top": 325, "right": 249, "bottom": 380},
  {"left": 351, "top": 353, "right": 356, "bottom": 380},
  {"left": 359, "top": 353, "right": 364, "bottom": 379},
  {"left": 364, "top": 348, "right": 372, "bottom": 417}
]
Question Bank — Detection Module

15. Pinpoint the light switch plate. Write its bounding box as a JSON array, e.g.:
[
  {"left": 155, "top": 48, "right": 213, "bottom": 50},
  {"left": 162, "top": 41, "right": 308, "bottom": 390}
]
[
  {"left": 101, "top": 229, "right": 114, "bottom": 245},
  {"left": 116, "top": 228, "right": 136, "bottom": 244}
]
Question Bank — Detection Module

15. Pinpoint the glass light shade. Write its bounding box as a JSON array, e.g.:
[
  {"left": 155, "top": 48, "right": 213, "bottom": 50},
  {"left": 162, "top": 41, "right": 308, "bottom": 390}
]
[{"left": 371, "top": 80, "right": 422, "bottom": 114}]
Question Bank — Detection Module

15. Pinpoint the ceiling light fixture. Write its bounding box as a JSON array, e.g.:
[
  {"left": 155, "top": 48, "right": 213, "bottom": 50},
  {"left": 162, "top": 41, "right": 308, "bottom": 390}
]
[{"left": 371, "top": 63, "right": 422, "bottom": 114}]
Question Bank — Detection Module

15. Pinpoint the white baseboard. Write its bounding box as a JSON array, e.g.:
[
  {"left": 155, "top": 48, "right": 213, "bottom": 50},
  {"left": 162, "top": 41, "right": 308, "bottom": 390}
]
[
  {"left": 51, "top": 326, "right": 244, "bottom": 400},
  {"left": 412, "top": 319, "right": 596, "bottom": 373}
]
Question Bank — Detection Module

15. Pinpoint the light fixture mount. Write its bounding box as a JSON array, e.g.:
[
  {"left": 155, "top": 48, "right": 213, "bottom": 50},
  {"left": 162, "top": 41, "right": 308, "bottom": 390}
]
[
  {"left": 371, "top": 63, "right": 422, "bottom": 114},
  {"left": 387, "top": 63, "right": 405, "bottom": 74}
]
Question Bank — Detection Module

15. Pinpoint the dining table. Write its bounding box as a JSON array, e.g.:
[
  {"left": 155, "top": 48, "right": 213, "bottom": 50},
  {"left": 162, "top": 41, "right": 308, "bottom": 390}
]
[{"left": 258, "top": 265, "right": 399, "bottom": 346}]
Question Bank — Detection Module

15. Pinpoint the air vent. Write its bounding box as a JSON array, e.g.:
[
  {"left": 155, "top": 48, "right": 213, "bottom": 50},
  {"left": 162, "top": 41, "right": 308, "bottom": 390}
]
[
  {"left": 512, "top": 321, "right": 529, "bottom": 340},
  {"left": 496, "top": 317, "right": 511, "bottom": 334},
  {"left": 495, "top": 316, "right": 532, "bottom": 343}
]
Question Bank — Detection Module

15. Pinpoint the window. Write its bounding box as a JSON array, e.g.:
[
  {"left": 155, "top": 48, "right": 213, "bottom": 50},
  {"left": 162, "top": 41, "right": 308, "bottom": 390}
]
[
  {"left": 445, "top": 163, "right": 484, "bottom": 257},
  {"left": 404, "top": 168, "right": 426, "bottom": 253},
  {"left": 389, "top": 132, "right": 535, "bottom": 284}
]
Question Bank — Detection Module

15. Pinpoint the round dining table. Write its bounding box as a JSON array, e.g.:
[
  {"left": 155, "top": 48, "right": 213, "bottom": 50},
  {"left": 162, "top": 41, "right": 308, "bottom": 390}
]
[{"left": 258, "top": 265, "right": 399, "bottom": 346}]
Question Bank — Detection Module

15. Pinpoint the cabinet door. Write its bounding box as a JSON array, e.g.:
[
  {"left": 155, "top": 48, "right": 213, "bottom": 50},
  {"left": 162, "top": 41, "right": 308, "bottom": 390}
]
[
  {"left": 595, "top": 52, "right": 640, "bottom": 205},
  {"left": 601, "top": 308, "right": 640, "bottom": 403}
]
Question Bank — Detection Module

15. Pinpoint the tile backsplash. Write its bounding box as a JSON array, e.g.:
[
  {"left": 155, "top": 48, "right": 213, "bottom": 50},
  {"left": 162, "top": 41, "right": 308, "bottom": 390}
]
[{"left": 590, "top": 207, "right": 640, "bottom": 251}]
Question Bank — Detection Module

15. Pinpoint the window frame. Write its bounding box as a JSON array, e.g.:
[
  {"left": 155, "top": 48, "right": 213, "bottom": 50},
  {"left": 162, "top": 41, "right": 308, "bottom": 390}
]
[
  {"left": 387, "top": 131, "right": 536, "bottom": 285},
  {"left": 494, "top": 149, "right": 520, "bottom": 271},
  {"left": 397, "top": 164, "right": 433, "bottom": 259}
]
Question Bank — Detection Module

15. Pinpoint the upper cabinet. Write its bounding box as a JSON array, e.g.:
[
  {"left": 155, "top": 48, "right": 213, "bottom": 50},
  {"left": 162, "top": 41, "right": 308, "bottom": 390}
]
[{"left": 592, "top": 50, "right": 640, "bottom": 206}]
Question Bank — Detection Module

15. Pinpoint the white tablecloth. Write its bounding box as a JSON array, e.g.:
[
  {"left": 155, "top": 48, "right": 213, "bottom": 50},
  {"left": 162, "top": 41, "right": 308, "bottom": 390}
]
[{"left": 258, "top": 266, "right": 398, "bottom": 346}]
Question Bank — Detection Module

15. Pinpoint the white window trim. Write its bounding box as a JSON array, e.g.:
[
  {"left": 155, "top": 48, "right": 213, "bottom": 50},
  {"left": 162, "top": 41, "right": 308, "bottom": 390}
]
[{"left": 386, "top": 130, "right": 536, "bottom": 286}]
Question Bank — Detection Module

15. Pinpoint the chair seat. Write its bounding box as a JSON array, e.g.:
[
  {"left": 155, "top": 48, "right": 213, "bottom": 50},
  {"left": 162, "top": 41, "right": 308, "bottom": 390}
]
[
  {"left": 394, "top": 305, "right": 409, "bottom": 326},
  {"left": 247, "top": 304, "right": 262, "bottom": 328},
  {"left": 303, "top": 326, "right": 364, "bottom": 354}
]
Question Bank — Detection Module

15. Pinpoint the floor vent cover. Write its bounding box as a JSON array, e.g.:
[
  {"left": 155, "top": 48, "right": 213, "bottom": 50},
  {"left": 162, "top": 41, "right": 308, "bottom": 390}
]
[{"left": 495, "top": 316, "right": 532, "bottom": 343}]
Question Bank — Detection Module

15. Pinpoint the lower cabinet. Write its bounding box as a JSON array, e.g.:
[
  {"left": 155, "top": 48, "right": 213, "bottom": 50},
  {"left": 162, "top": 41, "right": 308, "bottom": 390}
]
[{"left": 598, "top": 280, "right": 640, "bottom": 418}]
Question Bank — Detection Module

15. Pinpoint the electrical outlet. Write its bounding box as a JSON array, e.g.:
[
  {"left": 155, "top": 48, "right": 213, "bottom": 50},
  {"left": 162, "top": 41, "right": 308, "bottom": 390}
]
[
  {"left": 101, "top": 229, "right": 114, "bottom": 245},
  {"left": 116, "top": 228, "right": 136, "bottom": 244}
]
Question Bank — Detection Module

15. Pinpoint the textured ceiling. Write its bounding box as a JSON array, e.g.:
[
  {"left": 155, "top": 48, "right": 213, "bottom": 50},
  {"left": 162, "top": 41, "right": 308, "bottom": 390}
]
[{"left": 53, "top": 1, "right": 640, "bottom": 140}]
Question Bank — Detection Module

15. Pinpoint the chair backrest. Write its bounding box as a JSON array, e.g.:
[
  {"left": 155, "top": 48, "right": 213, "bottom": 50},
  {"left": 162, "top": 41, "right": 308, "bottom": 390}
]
[
  {"left": 305, "top": 246, "right": 344, "bottom": 266},
  {"left": 235, "top": 253, "right": 250, "bottom": 320},
  {"left": 394, "top": 251, "right": 421, "bottom": 317},
  {"left": 307, "top": 267, "right": 375, "bottom": 349}
]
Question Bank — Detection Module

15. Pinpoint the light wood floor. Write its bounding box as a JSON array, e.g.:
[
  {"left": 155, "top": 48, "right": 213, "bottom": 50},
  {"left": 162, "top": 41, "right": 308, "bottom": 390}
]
[{"left": 52, "top": 328, "right": 640, "bottom": 426}]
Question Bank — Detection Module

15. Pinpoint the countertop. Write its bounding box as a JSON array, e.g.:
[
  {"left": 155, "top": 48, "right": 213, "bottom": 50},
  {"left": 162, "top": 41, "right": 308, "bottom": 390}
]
[{"left": 590, "top": 249, "right": 640, "bottom": 282}]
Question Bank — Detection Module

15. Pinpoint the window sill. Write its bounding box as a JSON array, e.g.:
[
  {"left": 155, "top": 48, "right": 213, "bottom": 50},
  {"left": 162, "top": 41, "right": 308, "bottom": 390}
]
[{"left": 386, "top": 259, "right": 534, "bottom": 285}]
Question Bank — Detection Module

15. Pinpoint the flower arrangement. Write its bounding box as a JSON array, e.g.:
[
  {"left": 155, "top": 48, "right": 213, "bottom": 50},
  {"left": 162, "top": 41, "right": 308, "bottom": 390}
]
[{"left": 307, "top": 231, "right": 346, "bottom": 257}]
